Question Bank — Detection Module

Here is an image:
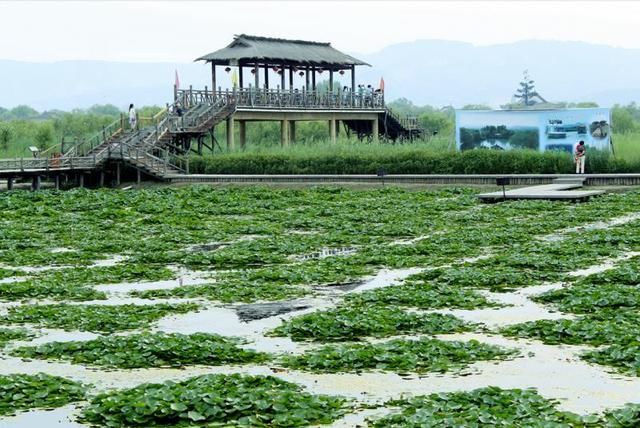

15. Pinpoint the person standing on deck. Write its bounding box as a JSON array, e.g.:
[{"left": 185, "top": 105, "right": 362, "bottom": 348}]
[
  {"left": 575, "top": 140, "right": 586, "bottom": 174},
  {"left": 128, "top": 104, "right": 137, "bottom": 131}
]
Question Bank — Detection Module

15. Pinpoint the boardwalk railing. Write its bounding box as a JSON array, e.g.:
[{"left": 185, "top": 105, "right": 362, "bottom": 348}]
[{"left": 176, "top": 87, "right": 385, "bottom": 110}]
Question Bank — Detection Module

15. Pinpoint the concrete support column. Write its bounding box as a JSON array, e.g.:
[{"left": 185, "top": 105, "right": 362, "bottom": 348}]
[
  {"left": 238, "top": 120, "right": 246, "bottom": 149},
  {"left": 32, "top": 176, "right": 41, "bottom": 191},
  {"left": 329, "top": 119, "right": 337, "bottom": 144},
  {"left": 289, "top": 121, "right": 296, "bottom": 144},
  {"left": 281, "top": 120, "right": 290, "bottom": 146},
  {"left": 54, "top": 175, "right": 60, "bottom": 190},
  {"left": 7, "top": 177, "right": 13, "bottom": 191},
  {"left": 116, "top": 163, "right": 121, "bottom": 186},
  {"left": 226, "top": 116, "right": 235, "bottom": 151},
  {"left": 99, "top": 171, "right": 105, "bottom": 187},
  {"left": 79, "top": 174, "right": 84, "bottom": 188},
  {"left": 372, "top": 118, "right": 379, "bottom": 142},
  {"left": 137, "top": 169, "right": 141, "bottom": 186}
]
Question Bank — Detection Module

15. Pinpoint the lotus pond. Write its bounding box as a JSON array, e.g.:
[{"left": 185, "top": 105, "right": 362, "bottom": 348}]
[{"left": 1, "top": 185, "right": 640, "bottom": 426}]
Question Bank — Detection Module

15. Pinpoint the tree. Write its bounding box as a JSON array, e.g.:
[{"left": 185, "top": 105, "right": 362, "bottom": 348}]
[
  {"left": 461, "top": 104, "right": 492, "bottom": 110},
  {"left": 87, "top": 104, "right": 121, "bottom": 116},
  {"left": 34, "top": 123, "right": 54, "bottom": 151},
  {"left": 512, "top": 70, "right": 548, "bottom": 107},
  {"left": 9, "top": 105, "right": 39, "bottom": 120},
  {"left": 0, "top": 123, "right": 14, "bottom": 151}
]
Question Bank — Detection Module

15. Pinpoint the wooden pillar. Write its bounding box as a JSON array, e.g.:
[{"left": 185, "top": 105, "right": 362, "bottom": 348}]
[
  {"left": 116, "top": 162, "right": 121, "bottom": 186},
  {"left": 32, "top": 176, "right": 40, "bottom": 191},
  {"left": 264, "top": 64, "right": 269, "bottom": 89},
  {"left": 226, "top": 115, "right": 235, "bottom": 150},
  {"left": 289, "top": 67, "right": 294, "bottom": 89},
  {"left": 281, "top": 63, "right": 286, "bottom": 89},
  {"left": 281, "top": 120, "right": 290, "bottom": 146},
  {"left": 312, "top": 66, "right": 316, "bottom": 90},
  {"left": 7, "top": 177, "right": 13, "bottom": 190},
  {"left": 136, "top": 169, "right": 141, "bottom": 186},
  {"left": 289, "top": 121, "right": 296, "bottom": 144},
  {"left": 372, "top": 118, "right": 379, "bottom": 142},
  {"left": 239, "top": 65, "right": 244, "bottom": 88},
  {"left": 79, "top": 174, "right": 84, "bottom": 188},
  {"left": 254, "top": 64, "right": 259, "bottom": 89},
  {"left": 239, "top": 120, "right": 246, "bottom": 149},
  {"left": 305, "top": 67, "right": 310, "bottom": 91},
  {"left": 329, "top": 69, "right": 334, "bottom": 91},
  {"left": 351, "top": 65, "right": 356, "bottom": 92},
  {"left": 54, "top": 175, "right": 60, "bottom": 190},
  {"left": 329, "top": 119, "right": 337, "bottom": 144},
  {"left": 99, "top": 171, "right": 105, "bottom": 187},
  {"left": 211, "top": 63, "right": 217, "bottom": 98}
]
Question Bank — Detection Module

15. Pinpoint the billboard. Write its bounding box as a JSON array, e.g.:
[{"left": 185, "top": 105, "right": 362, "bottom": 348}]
[{"left": 455, "top": 108, "right": 611, "bottom": 153}]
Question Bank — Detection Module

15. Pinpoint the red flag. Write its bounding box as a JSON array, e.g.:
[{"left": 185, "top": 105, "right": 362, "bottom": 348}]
[
  {"left": 379, "top": 76, "right": 385, "bottom": 92},
  {"left": 175, "top": 69, "right": 180, "bottom": 90}
]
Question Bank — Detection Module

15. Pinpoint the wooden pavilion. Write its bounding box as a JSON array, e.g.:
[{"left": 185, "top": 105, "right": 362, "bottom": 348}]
[{"left": 196, "top": 34, "right": 370, "bottom": 95}]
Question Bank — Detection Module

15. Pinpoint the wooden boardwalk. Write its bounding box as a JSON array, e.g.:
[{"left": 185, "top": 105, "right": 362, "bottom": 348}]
[{"left": 478, "top": 178, "right": 606, "bottom": 202}]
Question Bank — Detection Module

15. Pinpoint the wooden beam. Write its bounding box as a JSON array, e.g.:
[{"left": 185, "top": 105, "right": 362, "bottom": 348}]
[
  {"left": 329, "top": 69, "right": 334, "bottom": 91},
  {"left": 281, "top": 120, "right": 290, "bottom": 146},
  {"left": 239, "top": 65, "right": 244, "bottom": 88},
  {"left": 351, "top": 65, "right": 355, "bottom": 92},
  {"left": 226, "top": 115, "right": 235, "bottom": 150},
  {"left": 305, "top": 66, "right": 310, "bottom": 90},
  {"left": 281, "top": 63, "right": 286, "bottom": 89},
  {"left": 211, "top": 63, "right": 217, "bottom": 97},
  {"left": 239, "top": 120, "right": 246, "bottom": 149},
  {"left": 264, "top": 64, "right": 269, "bottom": 89},
  {"left": 312, "top": 66, "right": 316, "bottom": 90},
  {"left": 289, "top": 67, "right": 294, "bottom": 89},
  {"left": 254, "top": 63, "right": 259, "bottom": 89}
]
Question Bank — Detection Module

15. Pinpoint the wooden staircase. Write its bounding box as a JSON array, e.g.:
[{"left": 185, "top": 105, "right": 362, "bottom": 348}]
[{"left": 343, "top": 107, "right": 425, "bottom": 141}]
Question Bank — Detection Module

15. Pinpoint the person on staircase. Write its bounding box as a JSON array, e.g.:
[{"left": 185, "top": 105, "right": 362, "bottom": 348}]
[
  {"left": 575, "top": 140, "right": 586, "bottom": 174},
  {"left": 128, "top": 104, "right": 137, "bottom": 131}
]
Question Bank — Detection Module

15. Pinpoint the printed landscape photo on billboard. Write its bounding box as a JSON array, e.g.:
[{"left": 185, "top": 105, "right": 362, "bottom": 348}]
[{"left": 455, "top": 108, "right": 611, "bottom": 152}]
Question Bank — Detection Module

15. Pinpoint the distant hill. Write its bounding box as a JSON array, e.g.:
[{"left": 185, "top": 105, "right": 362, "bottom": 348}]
[{"left": 2, "top": 40, "right": 640, "bottom": 110}]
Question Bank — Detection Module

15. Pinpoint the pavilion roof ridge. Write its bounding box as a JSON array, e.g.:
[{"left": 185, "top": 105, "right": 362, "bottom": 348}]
[
  {"left": 235, "top": 34, "right": 332, "bottom": 47},
  {"left": 196, "top": 34, "right": 370, "bottom": 67}
]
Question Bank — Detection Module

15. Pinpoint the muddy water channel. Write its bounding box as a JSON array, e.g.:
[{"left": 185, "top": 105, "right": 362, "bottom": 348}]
[{"left": 2, "top": 193, "right": 640, "bottom": 427}]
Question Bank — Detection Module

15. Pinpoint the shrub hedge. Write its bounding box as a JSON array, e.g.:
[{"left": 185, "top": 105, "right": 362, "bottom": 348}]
[{"left": 189, "top": 147, "right": 639, "bottom": 175}]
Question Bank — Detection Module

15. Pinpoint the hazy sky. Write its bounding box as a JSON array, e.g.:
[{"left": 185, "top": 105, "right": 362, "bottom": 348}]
[{"left": 1, "top": 1, "right": 638, "bottom": 62}]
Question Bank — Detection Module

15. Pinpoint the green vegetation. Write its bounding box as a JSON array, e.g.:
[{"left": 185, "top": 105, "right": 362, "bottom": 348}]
[
  {"left": 269, "top": 304, "right": 471, "bottom": 341},
  {"left": 12, "top": 332, "right": 268, "bottom": 369},
  {"left": 0, "top": 303, "right": 199, "bottom": 333},
  {"left": 80, "top": 374, "right": 349, "bottom": 427},
  {"left": 499, "top": 311, "right": 640, "bottom": 346},
  {"left": 346, "top": 281, "right": 501, "bottom": 309},
  {"left": 0, "top": 328, "right": 33, "bottom": 347},
  {"left": 0, "top": 264, "right": 175, "bottom": 302},
  {"left": 282, "top": 338, "right": 516, "bottom": 374},
  {"left": 0, "top": 373, "right": 87, "bottom": 416},
  {"left": 189, "top": 144, "right": 630, "bottom": 174},
  {"left": 369, "top": 387, "right": 593, "bottom": 427}
]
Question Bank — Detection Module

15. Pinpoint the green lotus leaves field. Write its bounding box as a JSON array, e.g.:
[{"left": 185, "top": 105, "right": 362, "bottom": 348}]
[{"left": 0, "top": 186, "right": 639, "bottom": 424}]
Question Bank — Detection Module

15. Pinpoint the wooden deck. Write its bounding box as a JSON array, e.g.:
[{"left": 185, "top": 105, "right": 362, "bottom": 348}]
[{"left": 478, "top": 178, "right": 606, "bottom": 202}]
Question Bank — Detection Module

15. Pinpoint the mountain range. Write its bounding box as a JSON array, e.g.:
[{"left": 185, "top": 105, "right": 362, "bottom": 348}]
[{"left": 2, "top": 39, "right": 640, "bottom": 111}]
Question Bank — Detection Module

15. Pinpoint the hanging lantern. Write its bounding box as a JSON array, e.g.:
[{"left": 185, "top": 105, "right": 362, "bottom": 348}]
[
  {"left": 298, "top": 71, "right": 304, "bottom": 76},
  {"left": 277, "top": 70, "right": 283, "bottom": 75},
  {"left": 339, "top": 70, "right": 345, "bottom": 75},
  {"left": 251, "top": 69, "right": 256, "bottom": 74},
  {"left": 318, "top": 68, "right": 323, "bottom": 74},
  {"left": 292, "top": 66, "right": 298, "bottom": 72},
  {"left": 272, "top": 66, "right": 279, "bottom": 72},
  {"left": 225, "top": 67, "right": 231, "bottom": 73}
]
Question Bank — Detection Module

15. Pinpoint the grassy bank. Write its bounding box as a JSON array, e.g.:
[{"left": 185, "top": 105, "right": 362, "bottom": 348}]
[{"left": 190, "top": 137, "right": 640, "bottom": 174}]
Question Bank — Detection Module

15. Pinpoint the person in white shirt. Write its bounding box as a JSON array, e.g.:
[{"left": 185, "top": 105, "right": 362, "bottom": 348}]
[{"left": 128, "top": 104, "right": 137, "bottom": 130}]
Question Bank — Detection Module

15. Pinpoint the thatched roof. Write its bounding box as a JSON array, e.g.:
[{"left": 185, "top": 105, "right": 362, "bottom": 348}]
[{"left": 196, "top": 34, "right": 369, "bottom": 68}]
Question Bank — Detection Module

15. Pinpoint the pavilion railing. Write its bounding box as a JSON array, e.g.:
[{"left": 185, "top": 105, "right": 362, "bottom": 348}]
[{"left": 175, "top": 87, "right": 385, "bottom": 110}]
